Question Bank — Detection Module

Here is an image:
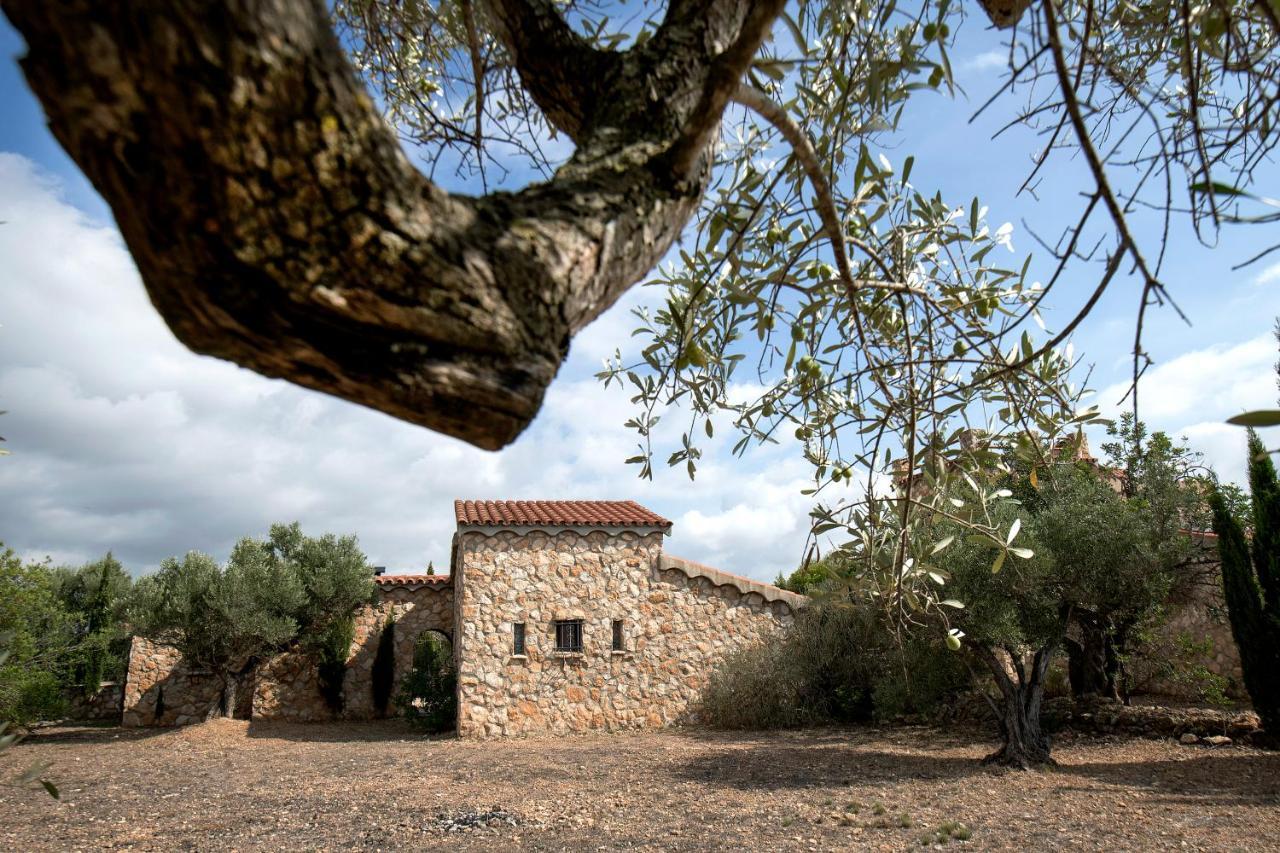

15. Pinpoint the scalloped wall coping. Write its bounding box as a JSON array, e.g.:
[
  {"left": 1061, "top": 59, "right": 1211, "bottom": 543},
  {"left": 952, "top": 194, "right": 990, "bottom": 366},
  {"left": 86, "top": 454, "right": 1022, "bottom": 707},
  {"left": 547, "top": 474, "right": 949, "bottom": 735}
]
[{"left": 659, "top": 554, "right": 809, "bottom": 612}]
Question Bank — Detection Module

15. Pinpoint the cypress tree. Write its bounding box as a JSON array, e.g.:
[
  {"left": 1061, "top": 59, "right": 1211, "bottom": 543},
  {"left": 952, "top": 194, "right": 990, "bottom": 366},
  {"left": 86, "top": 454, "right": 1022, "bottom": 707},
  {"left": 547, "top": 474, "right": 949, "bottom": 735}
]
[
  {"left": 1210, "top": 429, "right": 1280, "bottom": 734},
  {"left": 371, "top": 616, "right": 396, "bottom": 717}
]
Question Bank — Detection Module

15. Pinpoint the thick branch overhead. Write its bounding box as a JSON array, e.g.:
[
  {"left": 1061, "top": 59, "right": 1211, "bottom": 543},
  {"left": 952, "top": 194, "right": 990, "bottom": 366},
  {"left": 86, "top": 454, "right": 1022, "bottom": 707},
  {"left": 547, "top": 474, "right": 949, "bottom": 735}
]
[{"left": 1, "top": 0, "right": 784, "bottom": 449}]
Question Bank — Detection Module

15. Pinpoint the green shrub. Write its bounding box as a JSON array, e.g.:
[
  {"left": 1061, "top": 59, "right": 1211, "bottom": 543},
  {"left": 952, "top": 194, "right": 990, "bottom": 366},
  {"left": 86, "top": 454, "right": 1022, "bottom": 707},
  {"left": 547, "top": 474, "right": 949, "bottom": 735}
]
[
  {"left": 700, "top": 641, "right": 813, "bottom": 728},
  {"left": 370, "top": 616, "right": 396, "bottom": 716},
  {"left": 700, "top": 601, "right": 970, "bottom": 729},
  {"left": 0, "top": 666, "right": 67, "bottom": 726},
  {"left": 396, "top": 632, "right": 456, "bottom": 732},
  {"left": 870, "top": 633, "right": 970, "bottom": 719}
]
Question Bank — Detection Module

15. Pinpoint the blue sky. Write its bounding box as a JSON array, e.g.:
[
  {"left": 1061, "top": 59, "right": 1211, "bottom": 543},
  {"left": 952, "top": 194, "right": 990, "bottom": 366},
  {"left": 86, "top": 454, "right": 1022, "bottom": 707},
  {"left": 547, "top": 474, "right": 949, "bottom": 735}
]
[{"left": 1, "top": 14, "right": 1277, "bottom": 580}]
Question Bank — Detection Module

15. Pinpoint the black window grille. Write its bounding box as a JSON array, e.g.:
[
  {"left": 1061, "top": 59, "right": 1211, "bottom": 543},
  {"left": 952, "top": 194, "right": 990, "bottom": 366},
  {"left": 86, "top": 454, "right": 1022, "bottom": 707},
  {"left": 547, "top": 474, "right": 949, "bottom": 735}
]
[
  {"left": 554, "top": 619, "right": 583, "bottom": 653},
  {"left": 612, "top": 619, "right": 624, "bottom": 651},
  {"left": 513, "top": 622, "right": 526, "bottom": 656}
]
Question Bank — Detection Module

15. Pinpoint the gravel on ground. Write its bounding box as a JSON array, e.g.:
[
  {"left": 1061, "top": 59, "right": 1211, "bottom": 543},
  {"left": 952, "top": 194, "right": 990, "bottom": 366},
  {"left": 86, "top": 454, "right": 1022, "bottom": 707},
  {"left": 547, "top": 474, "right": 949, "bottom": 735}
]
[{"left": 1, "top": 719, "right": 1277, "bottom": 851}]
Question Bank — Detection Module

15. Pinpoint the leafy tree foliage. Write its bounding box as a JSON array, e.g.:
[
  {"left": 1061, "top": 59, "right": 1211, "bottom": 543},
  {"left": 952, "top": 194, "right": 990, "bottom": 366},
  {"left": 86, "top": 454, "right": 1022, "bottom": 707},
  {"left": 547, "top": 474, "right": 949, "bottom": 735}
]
[
  {"left": 774, "top": 551, "right": 853, "bottom": 595},
  {"left": 1210, "top": 430, "right": 1280, "bottom": 734},
  {"left": 242, "top": 523, "right": 375, "bottom": 712},
  {"left": 395, "top": 632, "right": 456, "bottom": 733},
  {"left": 128, "top": 550, "right": 303, "bottom": 716},
  {"left": 0, "top": 548, "right": 76, "bottom": 725},
  {"left": 128, "top": 523, "right": 375, "bottom": 716},
  {"left": 1035, "top": 417, "right": 1206, "bottom": 700},
  {"left": 0, "top": 548, "right": 134, "bottom": 733},
  {"left": 943, "top": 467, "right": 1174, "bottom": 766},
  {"left": 5, "top": 0, "right": 1275, "bottom": 457},
  {"left": 51, "top": 554, "right": 133, "bottom": 695}
]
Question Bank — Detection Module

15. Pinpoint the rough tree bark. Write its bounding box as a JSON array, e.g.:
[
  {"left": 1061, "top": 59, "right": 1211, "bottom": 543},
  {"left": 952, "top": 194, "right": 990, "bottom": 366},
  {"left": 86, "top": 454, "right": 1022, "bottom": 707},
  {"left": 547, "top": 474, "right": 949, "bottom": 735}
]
[
  {"left": 1066, "top": 613, "right": 1138, "bottom": 703},
  {"left": 0, "top": 0, "right": 784, "bottom": 449},
  {"left": 978, "top": 641, "right": 1059, "bottom": 769}
]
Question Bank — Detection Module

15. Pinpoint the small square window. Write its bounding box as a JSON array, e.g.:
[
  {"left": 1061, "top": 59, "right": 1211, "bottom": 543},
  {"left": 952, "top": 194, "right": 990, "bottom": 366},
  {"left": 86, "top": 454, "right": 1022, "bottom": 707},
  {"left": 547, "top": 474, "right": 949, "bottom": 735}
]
[
  {"left": 611, "top": 619, "right": 624, "bottom": 652},
  {"left": 513, "top": 622, "right": 526, "bottom": 656},
  {"left": 554, "top": 619, "right": 583, "bottom": 653}
]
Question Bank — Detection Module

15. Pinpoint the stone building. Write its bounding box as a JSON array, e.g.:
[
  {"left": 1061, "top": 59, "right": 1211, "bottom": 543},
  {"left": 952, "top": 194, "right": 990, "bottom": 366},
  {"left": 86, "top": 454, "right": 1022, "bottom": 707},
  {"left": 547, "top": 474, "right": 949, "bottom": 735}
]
[
  {"left": 451, "top": 500, "right": 804, "bottom": 737},
  {"left": 121, "top": 500, "right": 806, "bottom": 736}
]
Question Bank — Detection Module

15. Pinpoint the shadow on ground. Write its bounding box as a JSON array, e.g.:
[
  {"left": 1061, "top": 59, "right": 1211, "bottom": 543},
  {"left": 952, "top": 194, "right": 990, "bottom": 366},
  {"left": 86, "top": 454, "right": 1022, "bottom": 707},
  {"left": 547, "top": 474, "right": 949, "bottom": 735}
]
[
  {"left": 21, "top": 723, "right": 170, "bottom": 745},
  {"left": 245, "top": 718, "right": 452, "bottom": 743},
  {"left": 671, "top": 727, "right": 1280, "bottom": 807}
]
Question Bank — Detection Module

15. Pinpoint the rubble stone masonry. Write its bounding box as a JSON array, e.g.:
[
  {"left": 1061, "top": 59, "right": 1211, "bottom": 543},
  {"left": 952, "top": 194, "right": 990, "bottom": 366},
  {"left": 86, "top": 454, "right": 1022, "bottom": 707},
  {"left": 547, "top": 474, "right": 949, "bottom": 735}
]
[
  {"left": 121, "top": 579, "right": 453, "bottom": 725},
  {"left": 453, "top": 529, "right": 802, "bottom": 738}
]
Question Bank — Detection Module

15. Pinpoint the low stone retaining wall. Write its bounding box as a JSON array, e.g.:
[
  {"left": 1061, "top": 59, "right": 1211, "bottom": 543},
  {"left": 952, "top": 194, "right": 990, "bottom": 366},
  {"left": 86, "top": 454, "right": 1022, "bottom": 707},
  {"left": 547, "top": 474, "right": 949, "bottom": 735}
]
[
  {"left": 66, "top": 681, "right": 123, "bottom": 721},
  {"left": 122, "top": 576, "right": 454, "bottom": 726},
  {"left": 122, "top": 636, "right": 229, "bottom": 727},
  {"left": 1043, "top": 696, "right": 1263, "bottom": 744}
]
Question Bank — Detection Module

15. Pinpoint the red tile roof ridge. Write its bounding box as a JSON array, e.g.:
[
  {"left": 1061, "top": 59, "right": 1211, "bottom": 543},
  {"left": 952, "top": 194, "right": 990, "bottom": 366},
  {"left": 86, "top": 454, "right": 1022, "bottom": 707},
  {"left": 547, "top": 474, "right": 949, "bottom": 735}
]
[
  {"left": 659, "top": 554, "right": 808, "bottom": 611},
  {"left": 454, "top": 499, "right": 672, "bottom": 530}
]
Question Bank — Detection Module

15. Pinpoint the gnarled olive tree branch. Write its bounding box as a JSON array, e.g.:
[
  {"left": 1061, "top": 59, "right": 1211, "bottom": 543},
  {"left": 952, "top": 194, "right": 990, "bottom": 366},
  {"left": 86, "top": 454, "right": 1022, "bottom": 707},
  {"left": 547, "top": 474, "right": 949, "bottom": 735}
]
[
  {"left": 481, "top": 0, "right": 613, "bottom": 141},
  {"left": 1, "top": 0, "right": 786, "bottom": 450}
]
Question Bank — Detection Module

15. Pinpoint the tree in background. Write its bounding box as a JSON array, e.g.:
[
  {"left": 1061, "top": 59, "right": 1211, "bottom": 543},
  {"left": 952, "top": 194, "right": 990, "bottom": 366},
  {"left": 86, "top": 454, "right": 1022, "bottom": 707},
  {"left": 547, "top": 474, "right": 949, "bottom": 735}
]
[
  {"left": 52, "top": 555, "right": 133, "bottom": 696},
  {"left": 1041, "top": 417, "right": 1205, "bottom": 700},
  {"left": 775, "top": 551, "right": 853, "bottom": 595},
  {"left": 128, "top": 550, "right": 304, "bottom": 717},
  {"left": 1209, "top": 430, "right": 1280, "bottom": 735},
  {"left": 0, "top": 548, "right": 75, "bottom": 726},
  {"left": 945, "top": 468, "right": 1168, "bottom": 767},
  {"left": 239, "top": 523, "right": 376, "bottom": 712},
  {"left": 396, "top": 632, "right": 456, "bottom": 733},
  {"left": 128, "top": 523, "right": 375, "bottom": 717}
]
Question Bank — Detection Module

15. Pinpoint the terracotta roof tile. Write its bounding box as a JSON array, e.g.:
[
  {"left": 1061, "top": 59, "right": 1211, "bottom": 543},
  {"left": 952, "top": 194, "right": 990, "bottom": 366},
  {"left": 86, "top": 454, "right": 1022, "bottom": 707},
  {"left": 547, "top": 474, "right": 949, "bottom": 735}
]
[{"left": 455, "top": 500, "right": 672, "bottom": 530}]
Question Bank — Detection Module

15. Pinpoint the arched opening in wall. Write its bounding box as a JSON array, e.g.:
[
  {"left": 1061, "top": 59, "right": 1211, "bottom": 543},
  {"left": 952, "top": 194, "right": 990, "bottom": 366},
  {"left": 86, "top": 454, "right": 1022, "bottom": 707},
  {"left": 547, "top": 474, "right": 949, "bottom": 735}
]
[{"left": 396, "top": 629, "right": 456, "bottom": 734}]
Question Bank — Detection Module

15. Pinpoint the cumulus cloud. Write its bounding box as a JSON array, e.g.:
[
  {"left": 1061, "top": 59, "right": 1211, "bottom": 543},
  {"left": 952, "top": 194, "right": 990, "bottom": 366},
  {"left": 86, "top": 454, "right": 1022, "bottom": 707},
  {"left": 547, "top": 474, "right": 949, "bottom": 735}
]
[
  {"left": 0, "top": 154, "right": 813, "bottom": 581},
  {"left": 1094, "top": 332, "right": 1276, "bottom": 486}
]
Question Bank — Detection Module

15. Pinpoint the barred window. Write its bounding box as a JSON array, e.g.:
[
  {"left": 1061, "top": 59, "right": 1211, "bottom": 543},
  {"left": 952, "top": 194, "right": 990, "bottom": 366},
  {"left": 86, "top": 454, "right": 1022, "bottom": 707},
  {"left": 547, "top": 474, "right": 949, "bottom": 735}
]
[
  {"left": 611, "top": 619, "right": 624, "bottom": 652},
  {"left": 554, "top": 619, "right": 583, "bottom": 653},
  {"left": 513, "top": 622, "right": 526, "bottom": 656}
]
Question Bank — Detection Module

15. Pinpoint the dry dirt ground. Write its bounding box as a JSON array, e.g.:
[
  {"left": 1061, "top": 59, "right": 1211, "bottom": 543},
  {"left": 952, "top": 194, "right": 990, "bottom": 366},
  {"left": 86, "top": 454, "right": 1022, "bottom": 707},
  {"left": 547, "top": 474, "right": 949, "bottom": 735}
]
[{"left": 2, "top": 720, "right": 1277, "bottom": 851}]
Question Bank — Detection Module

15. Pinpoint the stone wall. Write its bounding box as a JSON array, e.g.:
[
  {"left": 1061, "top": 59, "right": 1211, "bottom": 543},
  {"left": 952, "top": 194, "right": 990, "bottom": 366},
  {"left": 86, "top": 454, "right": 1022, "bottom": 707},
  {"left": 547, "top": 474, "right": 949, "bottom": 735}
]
[
  {"left": 66, "top": 681, "right": 123, "bottom": 721},
  {"left": 252, "top": 580, "right": 454, "bottom": 721},
  {"left": 121, "top": 636, "right": 229, "bottom": 727},
  {"left": 122, "top": 579, "right": 454, "bottom": 726},
  {"left": 1131, "top": 561, "right": 1245, "bottom": 700},
  {"left": 453, "top": 529, "right": 802, "bottom": 739}
]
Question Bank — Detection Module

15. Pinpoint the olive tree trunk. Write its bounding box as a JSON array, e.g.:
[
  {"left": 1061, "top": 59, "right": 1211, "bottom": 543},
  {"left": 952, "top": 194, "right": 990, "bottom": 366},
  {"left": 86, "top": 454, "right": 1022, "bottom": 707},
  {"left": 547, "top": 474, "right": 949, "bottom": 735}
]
[
  {"left": 1067, "top": 614, "right": 1134, "bottom": 703},
  {"left": 978, "top": 643, "right": 1058, "bottom": 769}
]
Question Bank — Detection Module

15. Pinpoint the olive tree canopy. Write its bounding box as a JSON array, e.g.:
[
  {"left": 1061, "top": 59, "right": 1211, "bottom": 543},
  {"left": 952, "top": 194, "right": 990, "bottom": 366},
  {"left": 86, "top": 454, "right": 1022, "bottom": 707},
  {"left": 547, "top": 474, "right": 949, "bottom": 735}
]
[
  {"left": 5, "top": 0, "right": 1276, "bottom": 630},
  {"left": 4, "top": 0, "right": 1275, "bottom": 449}
]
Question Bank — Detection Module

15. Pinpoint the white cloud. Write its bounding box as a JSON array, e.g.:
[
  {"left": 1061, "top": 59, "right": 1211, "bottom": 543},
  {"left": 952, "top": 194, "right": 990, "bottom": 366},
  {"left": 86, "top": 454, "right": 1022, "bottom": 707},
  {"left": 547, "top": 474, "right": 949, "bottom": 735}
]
[
  {"left": 1095, "top": 332, "right": 1275, "bottom": 486},
  {"left": 1254, "top": 260, "right": 1280, "bottom": 287},
  {"left": 0, "top": 153, "right": 813, "bottom": 582},
  {"left": 1096, "top": 334, "right": 1274, "bottom": 423},
  {"left": 960, "top": 49, "right": 1007, "bottom": 73}
]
